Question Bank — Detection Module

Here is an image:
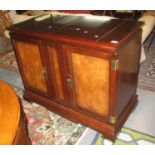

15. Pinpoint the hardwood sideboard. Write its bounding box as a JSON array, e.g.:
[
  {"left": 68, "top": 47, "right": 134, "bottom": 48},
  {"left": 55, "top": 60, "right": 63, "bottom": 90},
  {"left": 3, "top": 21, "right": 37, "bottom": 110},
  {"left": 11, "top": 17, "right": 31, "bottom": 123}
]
[{"left": 8, "top": 13, "right": 142, "bottom": 140}]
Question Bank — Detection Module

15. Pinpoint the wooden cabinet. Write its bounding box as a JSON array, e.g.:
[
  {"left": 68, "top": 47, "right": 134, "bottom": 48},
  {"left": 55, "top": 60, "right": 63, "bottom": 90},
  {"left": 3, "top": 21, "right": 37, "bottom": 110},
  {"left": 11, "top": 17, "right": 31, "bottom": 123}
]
[
  {"left": 45, "top": 43, "right": 67, "bottom": 103},
  {"left": 63, "top": 45, "right": 110, "bottom": 119},
  {"left": 12, "top": 38, "right": 50, "bottom": 97},
  {"left": 9, "top": 13, "right": 142, "bottom": 140}
]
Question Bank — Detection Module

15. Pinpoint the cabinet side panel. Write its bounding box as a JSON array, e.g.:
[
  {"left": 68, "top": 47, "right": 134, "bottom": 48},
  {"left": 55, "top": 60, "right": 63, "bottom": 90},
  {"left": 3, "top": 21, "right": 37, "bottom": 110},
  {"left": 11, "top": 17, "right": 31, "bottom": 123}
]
[
  {"left": 116, "top": 32, "right": 141, "bottom": 116},
  {"left": 15, "top": 41, "right": 48, "bottom": 93},
  {"left": 71, "top": 53, "right": 110, "bottom": 117}
]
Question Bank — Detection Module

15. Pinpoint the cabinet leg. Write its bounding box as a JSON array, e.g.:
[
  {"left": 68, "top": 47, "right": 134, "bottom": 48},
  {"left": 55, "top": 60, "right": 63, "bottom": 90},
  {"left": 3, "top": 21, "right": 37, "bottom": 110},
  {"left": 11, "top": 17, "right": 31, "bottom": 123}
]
[
  {"left": 131, "top": 100, "right": 138, "bottom": 113},
  {"left": 100, "top": 133, "right": 116, "bottom": 144}
]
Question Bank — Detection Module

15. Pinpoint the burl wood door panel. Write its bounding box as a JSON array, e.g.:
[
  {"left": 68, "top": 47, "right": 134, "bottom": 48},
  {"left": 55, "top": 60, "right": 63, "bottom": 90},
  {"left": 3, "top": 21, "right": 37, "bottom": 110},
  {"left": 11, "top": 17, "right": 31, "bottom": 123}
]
[
  {"left": 14, "top": 40, "right": 48, "bottom": 95},
  {"left": 70, "top": 51, "right": 110, "bottom": 118}
]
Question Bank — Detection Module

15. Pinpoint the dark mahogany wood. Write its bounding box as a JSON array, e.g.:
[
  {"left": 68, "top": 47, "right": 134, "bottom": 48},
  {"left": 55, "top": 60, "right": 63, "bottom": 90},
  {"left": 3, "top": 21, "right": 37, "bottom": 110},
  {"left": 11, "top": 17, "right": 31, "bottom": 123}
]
[{"left": 9, "top": 13, "right": 142, "bottom": 140}]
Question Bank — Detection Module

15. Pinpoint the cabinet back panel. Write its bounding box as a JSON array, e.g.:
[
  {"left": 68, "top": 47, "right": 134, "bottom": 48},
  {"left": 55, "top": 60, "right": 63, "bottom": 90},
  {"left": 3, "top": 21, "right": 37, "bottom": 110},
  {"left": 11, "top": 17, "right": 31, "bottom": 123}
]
[
  {"left": 15, "top": 41, "right": 48, "bottom": 93},
  {"left": 71, "top": 53, "right": 110, "bottom": 117}
]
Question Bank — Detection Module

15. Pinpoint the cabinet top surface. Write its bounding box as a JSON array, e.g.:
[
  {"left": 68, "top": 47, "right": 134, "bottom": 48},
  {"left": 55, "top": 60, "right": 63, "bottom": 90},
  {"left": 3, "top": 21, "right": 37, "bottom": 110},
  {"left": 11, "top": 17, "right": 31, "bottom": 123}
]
[{"left": 9, "top": 13, "right": 140, "bottom": 48}]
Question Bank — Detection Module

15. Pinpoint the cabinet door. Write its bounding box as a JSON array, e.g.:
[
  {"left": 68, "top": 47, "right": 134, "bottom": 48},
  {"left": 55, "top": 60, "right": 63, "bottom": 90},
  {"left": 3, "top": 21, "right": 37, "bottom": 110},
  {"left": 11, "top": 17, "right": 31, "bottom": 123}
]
[
  {"left": 46, "top": 44, "right": 67, "bottom": 104},
  {"left": 12, "top": 38, "right": 50, "bottom": 97},
  {"left": 63, "top": 45, "right": 110, "bottom": 118}
]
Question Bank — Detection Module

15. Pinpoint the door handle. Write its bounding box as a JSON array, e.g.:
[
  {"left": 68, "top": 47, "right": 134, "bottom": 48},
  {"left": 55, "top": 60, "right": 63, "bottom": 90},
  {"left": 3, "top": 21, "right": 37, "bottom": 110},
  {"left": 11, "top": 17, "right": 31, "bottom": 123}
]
[
  {"left": 66, "top": 75, "right": 72, "bottom": 89},
  {"left": 42, "top": 67, "right": 48, "bottom": 79}
]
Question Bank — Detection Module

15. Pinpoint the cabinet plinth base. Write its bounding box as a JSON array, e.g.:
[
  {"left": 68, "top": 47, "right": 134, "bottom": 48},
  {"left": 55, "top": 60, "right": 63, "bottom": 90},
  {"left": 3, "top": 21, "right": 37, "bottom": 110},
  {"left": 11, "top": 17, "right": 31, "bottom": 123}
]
[{"left": 24, "top": 90, "right": 138, "bottom": 140}]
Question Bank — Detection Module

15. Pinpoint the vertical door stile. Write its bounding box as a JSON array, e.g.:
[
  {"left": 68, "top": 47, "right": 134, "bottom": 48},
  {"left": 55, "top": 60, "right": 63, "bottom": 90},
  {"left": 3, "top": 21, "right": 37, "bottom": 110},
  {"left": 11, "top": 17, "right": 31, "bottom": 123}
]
[{"left": 109, "top": 58, "right": 119, "bottom": 124}]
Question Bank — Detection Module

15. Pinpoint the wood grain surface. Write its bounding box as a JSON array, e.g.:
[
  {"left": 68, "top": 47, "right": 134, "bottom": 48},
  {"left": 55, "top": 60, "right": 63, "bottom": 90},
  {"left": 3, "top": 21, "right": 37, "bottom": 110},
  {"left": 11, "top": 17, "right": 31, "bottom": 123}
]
[
  {"left": 71, "top": 52, "right": 110, "bottom": 117},
  {"left": 0, "top": 81, "right": 20, "bottom": 144},
  {"left": 15, "top": 41, "right": 48, "bottom": 93},
  {"left": 0, "top": 80, "right": 31, "bottom": 145}
]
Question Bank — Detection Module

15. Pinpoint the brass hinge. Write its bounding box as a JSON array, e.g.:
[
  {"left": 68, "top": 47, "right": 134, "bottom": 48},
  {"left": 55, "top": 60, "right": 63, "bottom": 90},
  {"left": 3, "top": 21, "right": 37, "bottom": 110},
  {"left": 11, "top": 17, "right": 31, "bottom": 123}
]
[
  {"left": 111, "top": 60, "right": 119, "bottom": 71},
  {"left": 110, "top": 116, "right": 117, "bottom": 124}
]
